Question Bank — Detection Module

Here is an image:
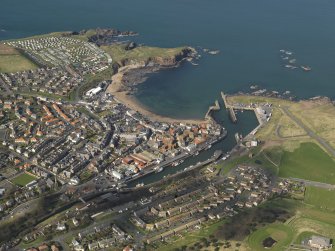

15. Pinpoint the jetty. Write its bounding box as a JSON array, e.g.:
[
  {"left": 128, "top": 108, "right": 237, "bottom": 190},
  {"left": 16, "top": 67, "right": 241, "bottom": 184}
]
[
  {"left": 228, "top": 108, "right": 237, "bottom": 123},
  {"left": 221, "top": 91, "right": 237, "bottom": 123},
  {"left": 221, "top": 91, "right": 229, "bottom": 109},
  {"left": 205, "top": 100, "right": 220, "bottom": 120}
]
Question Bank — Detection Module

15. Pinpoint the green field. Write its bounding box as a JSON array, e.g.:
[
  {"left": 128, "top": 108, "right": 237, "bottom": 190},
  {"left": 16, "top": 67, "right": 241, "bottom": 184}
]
[
  {"left": 248, "top": 224, "right": 294, "bottom": 251},
  {"left": 304, "top": 186, "right": 335, "bottom": 211},
  {"left": 11, "top": 173, "right": 37, "bottom": 186},
  {"left": 278, "top": 142, "right": 335, "bottom": 184},
  {"left": 102, "top": 44, "right": 187, "bottom": 65},
  {"left": 0, "top": 44, "right": 37, "bottom": 73}
]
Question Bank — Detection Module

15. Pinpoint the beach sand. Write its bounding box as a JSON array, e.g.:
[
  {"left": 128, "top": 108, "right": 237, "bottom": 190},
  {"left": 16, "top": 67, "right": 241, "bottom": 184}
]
[{"left": 106, "top": 65, "right": 205, "bottom": 125}]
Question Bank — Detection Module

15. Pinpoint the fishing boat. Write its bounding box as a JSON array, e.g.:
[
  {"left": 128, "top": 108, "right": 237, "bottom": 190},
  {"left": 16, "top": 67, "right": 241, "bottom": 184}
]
[
  {"left": 205, "top": 144, "right": 212, "bottom": 150},
  {"left": 155, "top": 166, "right": 163, "bottom": 173},
  {"left": 136, "top": 182, "right": 144, "bottom": 188}
]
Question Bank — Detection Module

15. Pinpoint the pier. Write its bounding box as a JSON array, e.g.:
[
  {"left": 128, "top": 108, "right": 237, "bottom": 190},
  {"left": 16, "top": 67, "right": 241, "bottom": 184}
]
[
  {"left": 221, "top": 91, "right": 237, "bottom": 123},
  {"left": 221, "top": 91, "right": 229, "bottom": 108},
  {"left": 205, "top": 100, "right": 220, "bottom": 120},
  {"left": 228, "top": 107, "right": 237, "bottom": 123}
]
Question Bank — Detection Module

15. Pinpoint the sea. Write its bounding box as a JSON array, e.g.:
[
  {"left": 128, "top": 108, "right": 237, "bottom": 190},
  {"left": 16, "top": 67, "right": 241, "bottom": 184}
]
[{"left": 1, "top": 0, "right": 335, "bottom": 184}]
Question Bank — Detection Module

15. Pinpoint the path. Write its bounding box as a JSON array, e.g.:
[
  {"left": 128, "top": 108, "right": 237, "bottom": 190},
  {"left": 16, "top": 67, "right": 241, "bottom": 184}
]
[
  {"left": 288, "top": 177, "right": 335, "bottom": 190},
  {"left": 282, "top": 106, "right": 335, "bottom": 157}
]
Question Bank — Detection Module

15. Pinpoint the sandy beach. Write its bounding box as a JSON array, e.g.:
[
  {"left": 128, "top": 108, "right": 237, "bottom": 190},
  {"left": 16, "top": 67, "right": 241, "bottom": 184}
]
[{"left": 106, "top": 65, "right": 206, "bottom": 124}]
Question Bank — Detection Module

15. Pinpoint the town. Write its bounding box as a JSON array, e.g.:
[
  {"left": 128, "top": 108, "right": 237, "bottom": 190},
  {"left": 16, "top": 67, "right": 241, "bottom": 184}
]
[{"left": 1, "top": 29, "right": 334, "bottom": 251}]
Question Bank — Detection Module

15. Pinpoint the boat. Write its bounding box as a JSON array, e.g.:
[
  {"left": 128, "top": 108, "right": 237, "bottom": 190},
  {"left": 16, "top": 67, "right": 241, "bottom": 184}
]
[
  {"left": 301, "top": 65, "right": 312, "bottom": 71},
  {"left": 205, "top": 144, "right": 212, "bottom": 150},
  {"left": 155, "top": 166, "right": 163, "bottom": 173},
  {"left": 171, "top": 161, "right": 178, "bottom": 167},
  {"left": 136, "top": 182, "right": 144, "bottom": 188},
  {"left": 194, "top": 151, "right": 199, "bottom": 156}
]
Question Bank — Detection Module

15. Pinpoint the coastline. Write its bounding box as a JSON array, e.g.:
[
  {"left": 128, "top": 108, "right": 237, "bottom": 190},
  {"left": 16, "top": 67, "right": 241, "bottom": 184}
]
[{"left": 106, "top": 58, "right": 206, "bottom": 125}]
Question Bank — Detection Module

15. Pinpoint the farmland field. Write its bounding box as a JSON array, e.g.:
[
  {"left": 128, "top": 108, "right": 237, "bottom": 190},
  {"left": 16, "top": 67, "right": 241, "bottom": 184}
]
[{"left": 0, "top": 44, "right": 37, "bottom": 73}]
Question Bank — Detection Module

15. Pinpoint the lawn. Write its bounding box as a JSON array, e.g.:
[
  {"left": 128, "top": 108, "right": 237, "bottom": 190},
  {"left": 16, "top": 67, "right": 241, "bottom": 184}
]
[
  {"left": 304, "top": 186, "right": 335, "bottom": 211},
  {"left": 11, "top": 173, "right": 36, "bottom": 186},
  {"left": 278, "top": 142, "right": 335, "bottom": 184},
  {"left": 155, "top": 220, "right": 227, "bottom": 251},
  {"left": 0, "top": 44, "right": 37, "bottom": 73},
  {"left": 248, "top": 224, "right": 294, "bottom": 251}
]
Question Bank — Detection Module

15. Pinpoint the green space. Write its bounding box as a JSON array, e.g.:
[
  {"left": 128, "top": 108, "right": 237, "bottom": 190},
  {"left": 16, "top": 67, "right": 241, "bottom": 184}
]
[
  {"left": 248, "top": 224, "right": 293, "bottom": 251},
  {"left": 278, "top": 142, "right": 335, "bottom": 184},
  {"left": 102, "top": 44, "right": 187, "bottom": 65},
  {"left": 0, "top": 44, "right": 37, "bottom": 73},
  {"left": 155, "top": 220, "right": 227, "bottom": 251},
  {"left": 304, "top": 186, "right": 335, "bottom": 211},
  {"left": 11, "top": 173, "right": 37, "bottom": 186}
]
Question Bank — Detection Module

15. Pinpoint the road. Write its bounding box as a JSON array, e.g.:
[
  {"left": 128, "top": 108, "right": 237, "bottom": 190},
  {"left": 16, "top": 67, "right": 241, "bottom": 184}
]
[
  {"left": 288, "top": 177, "right": 335, "bottom": 190},
  {"left": 282, "top": 106, "right": 335, "bottom": 157}
]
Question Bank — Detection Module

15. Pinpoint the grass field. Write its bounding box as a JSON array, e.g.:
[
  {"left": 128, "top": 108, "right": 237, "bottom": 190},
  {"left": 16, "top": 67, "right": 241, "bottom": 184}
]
[
  {"left": 102, "top": 44, "right": 187, "bottom": 65},
  {"left": 291, "top": 100, "right": 335, "bottom": 149},
  {"left": 304, "top": 186, "right": 335, "bottom": 211},
  {"left": 155, "top": 220, "right": 228, "bottom": 251},
  {"left": 278, "top": 142, "right": 335, "bottom": 184},
  {"left": 11, "top": 173, "right": 36, "bottom": 186},
  {"left": 0, "top": 44, "right": 37, "bottom": 73},
  {"left": 248, "top": 224, "right": 294, "bottom": 251}
]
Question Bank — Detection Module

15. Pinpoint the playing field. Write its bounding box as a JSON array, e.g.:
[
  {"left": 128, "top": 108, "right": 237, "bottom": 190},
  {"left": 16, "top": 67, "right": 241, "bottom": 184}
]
[
  {"left": 0, "top": 43, "right": 37, "bottom": 73},
  {"left": 248, "top": 224, "right": 293, "bottom": 251},
  {"left": 278, "top": 142, "right": 335, "bottom": 184},
  {"left": 11, "top": 173, "right": 36, "bottom": 186}
]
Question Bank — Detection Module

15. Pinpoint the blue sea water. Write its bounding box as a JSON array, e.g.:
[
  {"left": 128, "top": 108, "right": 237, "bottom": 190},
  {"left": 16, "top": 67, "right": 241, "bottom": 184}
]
[{"left": 1, "top": 0, "right": 334, "bottom": 118}]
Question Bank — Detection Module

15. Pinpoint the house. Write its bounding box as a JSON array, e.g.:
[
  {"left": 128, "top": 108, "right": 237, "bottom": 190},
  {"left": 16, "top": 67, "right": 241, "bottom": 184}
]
[
  {"left": 308, "top": 235, "right": 332, "bottom": 250},
  {"left": 51, "top": 244, "right": 60, "bottom": 251},
  {"left": 56, "top": 222, "right": 67, "bottom": 231},
  {"left": 38, "top": 244, "right": 49, "bottom": 251},
  {"left": 88, "top": 242, "right": 99, "bottom": 250}
]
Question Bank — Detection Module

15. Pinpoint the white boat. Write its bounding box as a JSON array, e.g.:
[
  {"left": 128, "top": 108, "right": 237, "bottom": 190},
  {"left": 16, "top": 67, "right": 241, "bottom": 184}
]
[
  {"left": 205, "top": 144, "right": 212, "bottom": 150},
  {"left": 155, "top": 167, "right": 163, "bottom": 173}
]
